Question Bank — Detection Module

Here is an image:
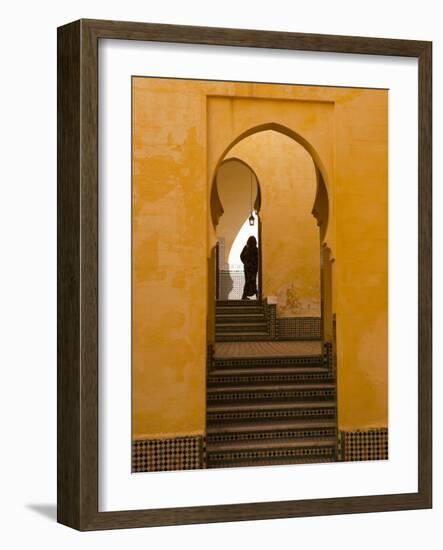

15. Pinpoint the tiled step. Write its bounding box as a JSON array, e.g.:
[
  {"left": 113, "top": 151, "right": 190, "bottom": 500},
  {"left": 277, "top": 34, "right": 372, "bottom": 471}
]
[
  {"left": 208, "top": 436, "right": 337, "bottom": 452},
  {"left": 216, "top": 322, "right": 268, "bottom": 333},
  {"left": 216, "top": 300, "right": 262, "bottom": 306},
  {"left": 206, "top": 437, "right": 337, "bottom": 468},
  {"left": 209, "top": 303, "right": 336, "bottom": 469},
  {"left": 208, "top": 368, "right": 331, "bottom": 387},
  {"left": 213, "top": 355, "right": 325, "bottom": 370},
  {"left": 214, "top": 340, "right": 323, "bottom": 358},
  {"left": 206, "top": 455, "right": 335, "bottom": 469},
  {"left": 216, "top": 314, "right": 266, "bottom": 323},
  {"left": 207, "top": 400, "right": 337, "bottom": 424},
  {"left": 207, "top": 383, "right": 336, "bottom": 404},
  {"left": 207, "top": 419, "right": 336, "bottom": 444},
  {"left": 216, "top": 306, "right": 264, "bottom": 316},
  {"left": 215, "top": 332, "right": 271, "bottom": 342}
]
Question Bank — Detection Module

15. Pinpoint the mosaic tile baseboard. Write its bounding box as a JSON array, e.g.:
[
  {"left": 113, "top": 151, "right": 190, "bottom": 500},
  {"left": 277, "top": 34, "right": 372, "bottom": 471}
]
[
  {"left": 132, "top": 435, "right": 205, "bottom": 473},
  {"left": 276, "top": 317, "right": 321, "bottom": 340},
  {"left": 340, "top": 428, "right": 388, "bottom": 461}
]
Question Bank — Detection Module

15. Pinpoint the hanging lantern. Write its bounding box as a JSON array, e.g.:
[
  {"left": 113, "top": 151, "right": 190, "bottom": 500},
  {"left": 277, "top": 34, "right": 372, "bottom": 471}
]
[{"left": 248, "top": 172, "right": 255, "bottom": 226}]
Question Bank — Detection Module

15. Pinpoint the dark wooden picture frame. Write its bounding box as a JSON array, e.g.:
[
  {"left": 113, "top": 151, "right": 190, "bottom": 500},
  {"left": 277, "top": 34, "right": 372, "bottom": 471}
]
[{"left": 57, "top": 19, "right": 432, "bottom": 530}]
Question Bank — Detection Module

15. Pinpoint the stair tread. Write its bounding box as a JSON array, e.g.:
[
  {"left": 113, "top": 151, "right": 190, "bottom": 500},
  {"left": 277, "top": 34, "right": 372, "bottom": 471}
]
[
  {"left": 214, "top": 340, "right": 322, "bottom": 358},
  {"left": 207, "top": 457, "right": 334, "bottom": 468},
  {"left": 216, "top": 301, "right": 261, "bottom": 305},
  {"left": 216, "top": 306, "right": 263, "bottom": 310},
  {"left": 208, "top": 400, "right": 336, "bottom": 412},
  {"left": 215, "top": 304, "right": 264, "bottom": 312},
  {"left": 207, "top": 419, "right": 336, "bottom": 433},
  {"left": 216, "top": 319, "right": 265, "bottom": 323},
  {"left": 207, "top": 437, "right": 337, "bottom": 452},
  {"left": 217, "top": 313, "right": 265, "bottom": 317},
  {"left": 216, "top": 332, "right": 269, "bottom": 336},
  {"left": 217, "top": 321, "right": 267, "bottom": 326},
  {"left": 214, "top": 356, "right": 324, "bottom": 364},
  {"left": 210, "top": 366, "right": 328, "bottom": 376},
  {"left": 216, "top": 310, "right": 264, "bottom": 314},
  {"left": 207, "top": 383, "right": 335, "bottom": 392}
]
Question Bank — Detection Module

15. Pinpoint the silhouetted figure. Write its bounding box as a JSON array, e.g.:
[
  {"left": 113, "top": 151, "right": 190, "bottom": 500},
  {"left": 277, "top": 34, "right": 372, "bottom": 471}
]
[{"left": 240, "top": 236, "right": 258, "bottom": 299}]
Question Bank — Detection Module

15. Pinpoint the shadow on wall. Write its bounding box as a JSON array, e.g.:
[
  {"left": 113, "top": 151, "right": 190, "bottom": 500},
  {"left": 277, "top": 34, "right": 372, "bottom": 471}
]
[
  {"left": 218, "top": 270, "right": 260, "bottom": 300},
  {"left": 219, "top": 270, "right": 234, "bottom": 299}
]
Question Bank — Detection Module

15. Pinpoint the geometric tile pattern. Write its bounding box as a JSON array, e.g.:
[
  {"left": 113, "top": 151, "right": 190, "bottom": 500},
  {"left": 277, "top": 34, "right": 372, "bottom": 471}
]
[
  {"left": 207, "top": 427, "right": 337, "bottom": 444},
  {"left": 323, "top": 342, "right": 334, "bottom": 375},
  {"left": 209, "top": 372, "right": 334, "bottom": 385},
  {"left": 267, "top": 303, "right": 277, "bottom": 339},
  {"left": 209, "top": 445, "right": 335, "bottom": 465},
  {"left": 206, "top": 343, "right": 214, "bottom": 374},
  {"left": 207, "top": 299, "right": 337, "bottom": 470},
  {"left": 214, "top": 340, "right": 322, "bottom": 360},
  {"left": 340, "top": 428, "right": 388, "bottom": 461},
  {"left": 277, "top": 317, "right": 321, "bottom": 340},
  {"left": 132, "top": 436, "right": 204, "bottom": 473},
  {"left": 208, "top": 405, "right": 336, "bottom": 423},
  {"left": 207, "top": 387, "right": 336, "bottom": 403}
]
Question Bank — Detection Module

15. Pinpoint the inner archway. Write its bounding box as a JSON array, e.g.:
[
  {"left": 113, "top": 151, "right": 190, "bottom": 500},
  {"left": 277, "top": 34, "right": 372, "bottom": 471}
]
[
  {"left": 210, "top": 127, "right": 330, "bottom": 330},
  {"left": 211, "top": 122, "right": 331, "bottom": 238},
  {"left": 228, "top": 130, "right": 321, "bottom": 317},
  {"left": 214, "top": 158, "right": 262, "bottom": 300}
]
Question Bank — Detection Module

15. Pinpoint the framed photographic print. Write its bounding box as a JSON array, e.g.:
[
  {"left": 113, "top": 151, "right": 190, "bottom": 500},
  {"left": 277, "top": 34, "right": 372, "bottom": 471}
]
[{"left": 57, "top": 19, "right": 432, "bottom": 530}]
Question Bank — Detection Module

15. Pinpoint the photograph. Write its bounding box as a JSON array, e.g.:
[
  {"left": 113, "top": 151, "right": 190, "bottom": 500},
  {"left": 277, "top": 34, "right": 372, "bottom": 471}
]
[
  {"left": 131, "top": 76, "right": 389, "bottom": 472},
  {"left": 0, "top": 0, "right": 436, "bottom": 540}
]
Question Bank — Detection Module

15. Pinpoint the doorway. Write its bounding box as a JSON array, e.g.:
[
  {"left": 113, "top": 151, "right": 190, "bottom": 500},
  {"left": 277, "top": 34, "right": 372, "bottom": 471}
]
[{"left": 213, "top": 158, "right": 262, "bottom": 301}]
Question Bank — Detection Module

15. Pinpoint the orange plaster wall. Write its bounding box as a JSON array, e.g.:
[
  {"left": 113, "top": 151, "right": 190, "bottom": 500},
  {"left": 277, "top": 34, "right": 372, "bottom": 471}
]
[{"left": 132, "top": 77, "right": 388, "bottom": 437}]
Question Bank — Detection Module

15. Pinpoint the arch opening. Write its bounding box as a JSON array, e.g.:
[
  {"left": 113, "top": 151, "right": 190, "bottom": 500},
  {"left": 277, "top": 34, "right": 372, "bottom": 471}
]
[
  {"left": 209, "top": 124, "right": 332, "bottom": 344},
  {"left": 210, "top": 122, "right": 330, "bottom": 241},
  {"left": 213, "top": 157, "right": 262, "bottom": 300}
]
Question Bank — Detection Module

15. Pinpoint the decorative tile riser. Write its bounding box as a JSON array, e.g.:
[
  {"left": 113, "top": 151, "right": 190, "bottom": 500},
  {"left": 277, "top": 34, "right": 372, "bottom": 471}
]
[
  {"left": 207, "top": 428, "right": 337, "bottom": 444},
  {"left": 276, "top": 318, "right": 321, "bottom": 340},
  {"left": 216, "top": 300, "right": 264, "bottom": 306},
  {"left": 207, "top": 446, "right": 336, "bottom": 464},
  {"left": 214, "top": 356, "right": 324, "bottom": 369},
  {"left": 207, "top": 456, "right": 335, "bottom": 468},
  {"left": 216, "top": 324, "right": 268, "bottom": 333},
  {"left": 278, "top": 336, "right": 322, "bottom": 341},
  {"left": 208, "top": 408, "right": 336, "bottom": 423},
  {"left": 216, "top": 334, "right": 271, "bottom": 342},
  {"left": 207, "top": 389, "right": 336, "bottom": 403},
  {"left": 208, "top": 373, "right": 334, "bottom": 386},
  {"left": 216, "top": 315, "right": 266, "bottom": 323},
  {"left": 216, "top": 307, "right": 264, "bottom": 315}
]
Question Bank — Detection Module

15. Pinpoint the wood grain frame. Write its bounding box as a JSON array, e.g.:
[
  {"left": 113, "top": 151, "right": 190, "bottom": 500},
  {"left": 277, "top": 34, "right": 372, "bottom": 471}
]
[{"left": 57, "top": 19, "right": 432, "bottom": 530}]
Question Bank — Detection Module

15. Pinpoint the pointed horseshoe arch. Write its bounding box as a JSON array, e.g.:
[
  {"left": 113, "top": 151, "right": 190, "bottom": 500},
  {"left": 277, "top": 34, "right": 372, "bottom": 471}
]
[
  {"left": 208, "top": 122, "right": 333, "bottom": 342},
  {"left": 210, "top": 122, "right": 331, "bottom": 243}
]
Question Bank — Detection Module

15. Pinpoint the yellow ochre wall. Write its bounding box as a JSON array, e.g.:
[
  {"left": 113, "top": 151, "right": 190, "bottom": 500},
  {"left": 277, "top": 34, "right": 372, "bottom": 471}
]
[
  {"left": 132, "top": 77, "right": 388, "bottom": 438},
  {"left": 132, "top": 79, "right": 207, "bottom": 439},
  {"left": 227, "top": 131, "right": 320, "bottom": 317}
]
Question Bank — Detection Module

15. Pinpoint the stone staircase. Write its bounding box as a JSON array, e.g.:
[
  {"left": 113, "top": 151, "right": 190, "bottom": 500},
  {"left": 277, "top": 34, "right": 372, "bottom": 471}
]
[
  {"left": 215, "top": 300, "right": 270, "bottom": 342},
  {"left": 206, "top": 313, "right": 338, "bottom": 468},
  {"left": 206, "top": 355, "right": 337, "bottom": 468}
]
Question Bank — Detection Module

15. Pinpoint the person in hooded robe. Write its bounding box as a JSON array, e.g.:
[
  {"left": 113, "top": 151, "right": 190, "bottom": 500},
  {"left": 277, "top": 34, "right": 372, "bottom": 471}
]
[{"left": 240, "top": 236, "right": 258, "bottom": 299}]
